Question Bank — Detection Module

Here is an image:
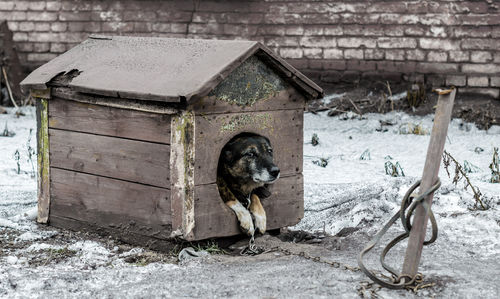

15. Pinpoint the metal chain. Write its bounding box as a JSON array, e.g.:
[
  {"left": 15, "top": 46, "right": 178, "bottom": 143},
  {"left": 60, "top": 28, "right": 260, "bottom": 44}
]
[{"left": 358, "top": 179, "right": 441, "bottom": 290}]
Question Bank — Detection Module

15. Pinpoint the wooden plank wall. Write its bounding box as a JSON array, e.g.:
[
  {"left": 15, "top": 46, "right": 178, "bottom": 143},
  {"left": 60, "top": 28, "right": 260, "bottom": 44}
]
[
  {"left": 190, "top": 86, "right": 306, "bottom": 240},
  {"left": 47, "top": 97, "right": 173, "bottom": 238}
]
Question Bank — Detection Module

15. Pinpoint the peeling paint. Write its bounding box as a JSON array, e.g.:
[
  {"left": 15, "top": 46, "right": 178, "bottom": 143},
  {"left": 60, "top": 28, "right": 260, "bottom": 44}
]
[
  {"left": 208, "top": 56, "right": 286, "bottom": 107},
  {"left": 37, "top": 98, "right": 50, "bottom": 223}
]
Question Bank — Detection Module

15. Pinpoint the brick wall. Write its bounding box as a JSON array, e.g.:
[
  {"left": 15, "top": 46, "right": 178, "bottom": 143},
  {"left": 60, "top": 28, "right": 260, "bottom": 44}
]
[{"left": 2, "top": 0, "right": 500, "bottom": 98}]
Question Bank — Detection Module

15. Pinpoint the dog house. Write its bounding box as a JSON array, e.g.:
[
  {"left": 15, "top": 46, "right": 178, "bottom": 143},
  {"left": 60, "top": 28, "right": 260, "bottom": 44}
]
[{"left": 20, "top": 36, "right": 323, "bottom": 245}]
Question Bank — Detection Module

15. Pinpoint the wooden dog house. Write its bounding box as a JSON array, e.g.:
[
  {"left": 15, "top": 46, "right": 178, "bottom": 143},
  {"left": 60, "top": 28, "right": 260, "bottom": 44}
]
[{"left": 21, "top": 36, "right": 323, "bottom": 245}]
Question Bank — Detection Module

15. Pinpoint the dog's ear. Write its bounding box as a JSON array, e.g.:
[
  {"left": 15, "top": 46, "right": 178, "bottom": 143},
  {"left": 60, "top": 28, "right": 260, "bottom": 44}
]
[{"left": 253, "top": 184, "right": 272, "bottom": 199}]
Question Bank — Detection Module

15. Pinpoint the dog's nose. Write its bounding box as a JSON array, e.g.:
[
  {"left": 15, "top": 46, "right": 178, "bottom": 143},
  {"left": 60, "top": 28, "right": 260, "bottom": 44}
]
[{"left": 270, "top": 166, "right": 280, "bottom": 178}]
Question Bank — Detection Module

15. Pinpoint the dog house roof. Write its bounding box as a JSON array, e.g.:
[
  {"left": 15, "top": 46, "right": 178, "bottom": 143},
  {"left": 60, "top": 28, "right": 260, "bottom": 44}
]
[{"left": 21, "top": 36, "right": 323, "bottom": 102}]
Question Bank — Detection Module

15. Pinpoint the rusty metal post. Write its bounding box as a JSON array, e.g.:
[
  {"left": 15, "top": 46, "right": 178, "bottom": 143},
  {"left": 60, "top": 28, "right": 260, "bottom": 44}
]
[{"left": 402, "top": 88, "right": 456, "bottom": 278}]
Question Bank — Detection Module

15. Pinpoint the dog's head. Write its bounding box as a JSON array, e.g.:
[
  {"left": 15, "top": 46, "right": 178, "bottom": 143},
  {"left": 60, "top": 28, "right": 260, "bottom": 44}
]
[{"left": 220, "top": 135, "right": 280, "bottom": 188}]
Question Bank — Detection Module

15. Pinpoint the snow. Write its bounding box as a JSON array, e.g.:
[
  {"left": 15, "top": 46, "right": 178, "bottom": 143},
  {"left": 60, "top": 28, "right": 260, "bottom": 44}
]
[{"left": 0, "top": 105, "right": 499, "bottom": 298}]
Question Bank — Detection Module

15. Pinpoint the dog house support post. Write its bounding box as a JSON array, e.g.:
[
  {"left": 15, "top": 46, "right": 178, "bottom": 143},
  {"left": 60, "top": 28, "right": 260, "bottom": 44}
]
[
  {"left": 170, "top": 110, "right": 196, "bottom": 240},
  {"left": 33, "top": 89, "right": 51, "bottom": 223},
  {"left": 402, "top": 88, "right": 456, "bottom": 278}
]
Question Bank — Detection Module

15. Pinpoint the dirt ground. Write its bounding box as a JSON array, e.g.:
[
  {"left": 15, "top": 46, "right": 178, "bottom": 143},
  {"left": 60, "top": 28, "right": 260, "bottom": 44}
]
[{"left": 311, "top": 82, "right": 500, "bottom": 130}]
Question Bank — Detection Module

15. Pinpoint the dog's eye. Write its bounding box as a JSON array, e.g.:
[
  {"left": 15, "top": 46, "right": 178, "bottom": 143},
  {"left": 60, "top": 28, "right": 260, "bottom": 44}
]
[
  {"left": 245, "top": 152, "right": 254, "bottom": 157},
  {"left": 267, "top": 148, "right": 273, "bottom": 154}
]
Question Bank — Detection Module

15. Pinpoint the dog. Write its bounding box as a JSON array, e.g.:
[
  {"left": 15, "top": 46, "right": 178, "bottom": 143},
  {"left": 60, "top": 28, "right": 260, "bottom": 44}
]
[{"left": 217, "top": 134, "right": 280, "bottom": 236}]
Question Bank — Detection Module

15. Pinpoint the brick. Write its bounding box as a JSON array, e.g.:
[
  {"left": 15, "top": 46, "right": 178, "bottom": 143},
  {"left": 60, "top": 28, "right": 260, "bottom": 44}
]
[
  {"left": 454, "top": 26, "right": 492, "bottom": 38},
  {"left": 344, "top": 49, "right": 363, "bottom": 59},
  {"left": 459, "top": 15, "right": 500, "bottom": 26},
  {"left": 303, "top": 26, "right": 324, "bottom": 36},
  {"left": 287, "top": 58, "right": 308, "bottom": 70},
  {"left": 446, "top": 75, "right": 466, "bottom": 87},
  {"left": 134, "top": 22, "right": 153, "bottom": 33},
  {"left": 462, "top": 38, "right": 500, "bottom": 50},
  {"left": 59, "top": 12, "right": 92, "bottom": 21},
  {"left": 18, "top": 22, "right": 35, "bottom": 32},
  {"left": 310, "top": 59, "right": 346, "bottom": 71},
  {"left": 364, "top": 49, "right": 384, "bottom": 60},
  {"left": 470, "top": 51, "right": 493, "bottom": 63},
  {"left": 51, "top": 22, "right": 67, "bottom": 32},
  {"left": 35, "top": 22, "right": 50, "bottom": 32},
  {"left": 50, "top": 43, "right": 67, "bottom": 53},
  {"left": 152, "top": 23, "right": 171, "bottom": 33},
  {"left": 68, "top": 22, "right": 101, "bottom": 32},
  {"left": 427, "top": 26, "right": 447, "bottom": 38},
  {"left": 459, "top": 88, "right": 500, "bottom": 99},
  {"left": 28, "top": 1, "right": 45, "bottom": 10},
  {"left": 377, "top": 37, "right": 417, "bottom": 48},
  {"left": 337, "top": 37, "right": 376, "bottom": 48},
  {"left": 101, "top": 22, "right": 134, "bottom": 32},
  {"left": 285, "top": 26, "right": 304, "bottom": 36},
  {"left": 380, "top": 13, "right": 418, "bottom": 25},
  {"left": 343, "top": 25, "right": 384, "bottom": 36},
  {"left": 426, "top": 75, "right": 446, "bottom": 87},
  {"left": 0, "top": 1, "right": 14, "bottom": 10},
  {"left": 265, "top": 37, "right": 299, "bottom": 47},
  {"left": 303, "top": 48, "right": 322, "bottom": 59},
  {"left": 323, "top": 25, "right": 343, "bottom": 36},
  {"left": 406, "top": 49, "right": 426, "bottom": 61},
  {"left": 92, "top": 11, "right": 122, "bottom": 21},
  {"left": 427, "top": 51, "right": 448, "bottom": 62},
  {"left": 27, "top": 11, "right": 57, "bottom": 21},
  {"left": 366, "top": 2, "right": 407, "bottom": 13},
  {"left": 171, "top": 23, "right": 188, "bottom": 33},
  {"left": 495, "top": 53, "right": 500, "bottom": 63},
  {"left": 280, "top": 48, "right": 303, "bottom": 59},
  {"left": 224, "top": 24, "right": 257, "bottom": 36},
  {"left": 404, "top": 26, "right": 425, "bottom": 36},
  {"left": 13, "top": 32, "right": 28, "bottom": 42},
  {"left": 384, "top": 26, "right": 404, "bottom": 37},
  {"left": 299, "top": 36, "right": 336, "bottom": 48},
  {"left": 46, "top": 1, "right": 62, "bottom": 11},
  {"left": 462, "top": 64, "right": 499, "bottom": 74},
  {"left": 0, "top": 11, "right": 26, "bottom": 21},
  {"left": 33, "top": 42, "right": 50, "bottom": 52},
  {"left": 385, "top": 49, "right": 405, "bottom": 61},
  {"left": 188, "top": 23, "right": 224, "bottom": 35},
  {"left": 449, "top": 51, "right": 470, "bottom": 62},
  {"left": 491, "top": 77, "right": 500, "bottom": 87},
  {"left": 419, "top": 38, "right": 460, "bottom": 50},
  {"left": 12, "top": 1, "right": 29, "bottom": 10},
  {"left": 468, "top": 76, "right": 489, "bottom": 87},
  {"left": 192, "top": 12, "right": 226, "bottom": 23},
  {"left": 226, "top": 13, "right": 263, "bottom": 24},
  {"left": 323, "top": 49, "right": 343, "bottom": 59},
  {"left": 417, "top": 62, "right": 458, "bottom": 73},
  {"left": 419, "top": 14, "right": 459, "bottom": 26},
  {"left": 16, "top": 42, "right": 33, "bottom": 52},
  {"left": 257, "top": 26, "right": 285, "bottom": 36},
  {"left": 341, "top": 13, "right": 380, "bottom": 25},
  {"left": 123, "top": 11, "right": 156, "bottom": 21},
  {"left": 320, "top": 71, "right": 342, "bottom": 83},
  {"left": 27, "top": 53, "right": 58, "bottom": 62}
]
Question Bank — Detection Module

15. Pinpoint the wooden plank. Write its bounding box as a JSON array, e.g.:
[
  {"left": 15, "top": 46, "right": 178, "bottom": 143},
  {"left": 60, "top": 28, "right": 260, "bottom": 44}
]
[
  {"left": 50, "top": 168, "right": 172, "bottom": 239},
  {"left": 189, "top": 86, "right": 306, "bottom": 115},
  {"left": 402, "top": 88, "right": 456, "bottom": 278},
  {"left": 48, "top": 97, "right": 171, "bottom": 144},
  {"left": 194, "top": 109, "right": 303, "bottom": 185},
  {"left": 36, "top": 98, "right": 50, "bottom": 223},
  {"left": 49, "top": 129, "right": 170, "bottom": 188},
  {"left": 170, "top": 110, "right": 196, "bottom": 240},
  {"left": 49, "top": 215, "right": 177, "bottom": 252},
  {"left": 192, "top": 174, "right": 303, "bottom": 240}
]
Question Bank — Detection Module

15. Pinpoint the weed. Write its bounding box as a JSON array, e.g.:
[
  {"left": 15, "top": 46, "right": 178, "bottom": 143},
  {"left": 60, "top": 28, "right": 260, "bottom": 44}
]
[
  {"left": 313, "top": 157, "right": 329, "bottom": 167},
  {"left": 406, "top": 83, "right": 427, "bottom": 109},
  {"left": 311, "top": 133, "right": 319, "bottom": 146},
  {"left": 360, "top": 149, "right": 371, "bottom": 160},
  {"left": 384, "top": 161, "right": 405, "bottom": 177},
  {"left": 474, "top": 147, "right": 484, "bottom": 154},
  {"left": 192, "top": 240, "right": 227, "bottom": 255},
  {"left": 14, "top": 149, "right": 20, "bottom": 174},
  {"left": 1, "top": 121, "right": 15, "bottom": 137},
  {"left": 490, "top": 147, "right": 499, "bottom": 183},
  {"left": 443, "top": 150, "right": 489, "bottom": 210},
  {"left": 26, "top": 128, "right": 36, "bottom": 178},
  {"left": 399, "top": 123, "right": 429, "bottom": 135},
  {"left": 463, "top": 160, "right": 481, "bottom": 173}
]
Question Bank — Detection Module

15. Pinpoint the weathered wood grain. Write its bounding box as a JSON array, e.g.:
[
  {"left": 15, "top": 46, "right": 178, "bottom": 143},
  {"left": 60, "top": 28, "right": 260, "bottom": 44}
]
[
  {"left": 50, "top": 168, "right": 172, "bottom": 239},
  {"left": 402, "top": 88, "right": 456, "bottom": 277},
  {"left": 191, "top": 174, "right": 303, "bottom": 240},
  {"left": 49, "top": 215, "right": 177, "bottom": 252},
  {"left": 170, "top": 111, "right": 196, "bottom": 239},
  {"left": 194, "top": 109, "right": 303, "bottom": 185},
  {"left": 48, "top": 97, "right": 171, "bottom": 144},
  {"left": 49, "top": 128, "right": 170, "bottom": 188},
  {"left": 36, "top": 98, "right": 50, "bottom": 223},
  {"left": 189, "top": 82, "right": 306, "bottom": 115}
]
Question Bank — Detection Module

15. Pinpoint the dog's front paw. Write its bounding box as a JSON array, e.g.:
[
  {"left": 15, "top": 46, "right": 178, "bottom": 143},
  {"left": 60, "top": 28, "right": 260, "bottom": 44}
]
[
  {"left": 253, "top": 213, "right": 266, "bottom": 235},
  {"left": 239, "top": 212, "right": 255, "bottom": 236}
]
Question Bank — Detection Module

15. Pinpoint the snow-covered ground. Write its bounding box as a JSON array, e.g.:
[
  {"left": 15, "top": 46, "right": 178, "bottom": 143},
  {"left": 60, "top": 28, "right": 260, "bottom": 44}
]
[{"left": 0, "top": 104, "right": 499, "bottom": 298}]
